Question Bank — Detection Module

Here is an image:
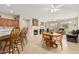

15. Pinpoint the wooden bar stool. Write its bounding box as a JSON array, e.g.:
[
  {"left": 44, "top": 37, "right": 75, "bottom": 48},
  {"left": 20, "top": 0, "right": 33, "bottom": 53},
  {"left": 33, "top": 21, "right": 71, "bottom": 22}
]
[
  {"left": 2, "top": 27, "right": 23, "bottom": 54},
  {"left": 20, "top": 27, "right": 28, "bottom": 46}
]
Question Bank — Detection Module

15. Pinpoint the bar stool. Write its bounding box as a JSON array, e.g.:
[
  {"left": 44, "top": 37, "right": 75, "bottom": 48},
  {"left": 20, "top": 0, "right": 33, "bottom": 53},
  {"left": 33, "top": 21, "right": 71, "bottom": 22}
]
[
  {"left": 20, "top": 27, "right": 28, "bottom": 46},
  {"left": 2, "top": 27, "right": 22, "bottom": 54}
]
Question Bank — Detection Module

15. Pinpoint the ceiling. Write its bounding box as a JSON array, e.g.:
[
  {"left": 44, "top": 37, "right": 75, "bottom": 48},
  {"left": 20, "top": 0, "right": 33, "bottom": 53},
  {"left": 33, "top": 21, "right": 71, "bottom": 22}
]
[{"left": 0, "top": 4, "right": 79, "bottom": 20}]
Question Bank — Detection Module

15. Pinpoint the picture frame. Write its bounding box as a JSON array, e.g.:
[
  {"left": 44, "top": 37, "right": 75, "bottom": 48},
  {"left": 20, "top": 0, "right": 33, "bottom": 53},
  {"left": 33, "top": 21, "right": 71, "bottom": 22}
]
[
  {"left": 32, "top": 18, "right": 38, "bottom": 26},
  {"left": 40, "top": 22, "right": 44, "bottom": 26}
]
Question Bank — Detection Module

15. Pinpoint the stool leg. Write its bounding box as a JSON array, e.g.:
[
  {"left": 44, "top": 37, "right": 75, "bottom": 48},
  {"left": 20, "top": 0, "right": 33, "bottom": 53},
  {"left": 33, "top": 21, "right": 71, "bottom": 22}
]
[
  {"left": 12, "top": 44, "right": 14, "bottom": 54},
  {"left": 2, "top": 41, "right": 7, "bottom": 54},
  {"left": 21, "top": 40, "right": 23, "bottom": 51},
  {"left": 25, "top": 36, "right": 28, "bottom": 44},
  {"left": 9, "top": 45, "right": 11, "bottom": 54},
  {"left": 9, "top": 41, "right": 11, "bottom": 54},
  {"left": 16, "top": 44, "right": 20, "bottom": 54},
  {"left": 20, "top": 38, "right": 24, "bottom": 51},
  {"left": 60, "top": 41, "right": 63, "bottom": 49}
]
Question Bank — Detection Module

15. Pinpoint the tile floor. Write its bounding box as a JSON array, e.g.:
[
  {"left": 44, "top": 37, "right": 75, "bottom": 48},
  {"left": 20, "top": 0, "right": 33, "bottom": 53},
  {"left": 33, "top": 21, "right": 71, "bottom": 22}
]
[{"left": 21, "top": 34, "right": 79, "bottom": 54}]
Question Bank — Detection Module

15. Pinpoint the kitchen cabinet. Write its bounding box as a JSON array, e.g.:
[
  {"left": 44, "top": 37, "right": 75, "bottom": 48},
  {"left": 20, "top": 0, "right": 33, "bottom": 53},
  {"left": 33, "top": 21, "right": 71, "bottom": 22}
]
[{"left": 0, "top": 18, "right": 19, "bottom": 27}]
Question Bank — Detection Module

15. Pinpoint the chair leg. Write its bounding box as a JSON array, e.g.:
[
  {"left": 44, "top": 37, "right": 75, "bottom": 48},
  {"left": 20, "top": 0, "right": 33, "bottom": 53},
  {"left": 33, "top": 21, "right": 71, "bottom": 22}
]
[
  {"left": 19, "top": 38, "right": 24, "bottom": 51},
  {"left": 9, "top": 41, "right": 12, "bottom": 54},
  {"left": 21, "top": 40, "right": 23, "bottom": 51},
  {"left": 16, "top": 44, "right": 20, "bottom": 54},
  {"left": 22, "top": 38, "right": 25, "bottom": 47},
  {"left": 25, "top": 36, "right": 28, "bottom": 44},
  {"left": 42, "top": 41, "right": 44, "bottom": 47},
  {"left": 60, "top": 41, "right": 63, "bottom": 49},
  {"left": 52, "top": 43, "right": 58, "bottom": 48},
  {"left": 12, "top": 44, "right": 14, "bottom": 54},
  {"left": 9, "top": 45, "right": 11, "bottom": 54}
]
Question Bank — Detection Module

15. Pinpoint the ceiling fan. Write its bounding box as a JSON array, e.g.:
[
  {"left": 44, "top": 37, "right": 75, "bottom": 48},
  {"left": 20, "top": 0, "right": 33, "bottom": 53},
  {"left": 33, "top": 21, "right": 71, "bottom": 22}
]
[{"left": 50, "top": 4, "right": 64, "bottom": 13}]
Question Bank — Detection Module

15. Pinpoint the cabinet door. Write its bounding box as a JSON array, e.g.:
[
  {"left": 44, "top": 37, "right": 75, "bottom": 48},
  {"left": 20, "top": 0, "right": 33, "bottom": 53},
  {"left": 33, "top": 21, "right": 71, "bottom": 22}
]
[
  {"left": 13, "top": 20, "right": 19, "bottom": 27},
  {"left": 7, "top": 20, "right": 12, "bottom": 26},
  {"left": 0, "top": 19, "right": 7, "bottom": 26},
  {"left": 0, "top": 18, "right": 19, "bottom": 27}
]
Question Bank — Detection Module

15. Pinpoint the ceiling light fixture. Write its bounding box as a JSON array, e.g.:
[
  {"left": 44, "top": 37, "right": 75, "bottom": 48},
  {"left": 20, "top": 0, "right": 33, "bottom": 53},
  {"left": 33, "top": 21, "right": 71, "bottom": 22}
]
[{"left": 50, "top": 4, "right": 63, "bottom": 13}]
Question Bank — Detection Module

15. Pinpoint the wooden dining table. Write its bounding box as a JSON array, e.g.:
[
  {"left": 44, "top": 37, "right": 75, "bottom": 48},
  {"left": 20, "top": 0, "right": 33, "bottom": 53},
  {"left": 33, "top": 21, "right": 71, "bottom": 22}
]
[{"left": 48, "top": 32, "right": 61, "bottom": 40}]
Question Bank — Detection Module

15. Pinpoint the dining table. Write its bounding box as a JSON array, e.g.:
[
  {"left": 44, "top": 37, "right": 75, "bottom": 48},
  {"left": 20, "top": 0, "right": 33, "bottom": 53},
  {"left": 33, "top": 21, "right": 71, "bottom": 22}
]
[{"left": 49, "top": 32, "right": 61, "bottom": 40}]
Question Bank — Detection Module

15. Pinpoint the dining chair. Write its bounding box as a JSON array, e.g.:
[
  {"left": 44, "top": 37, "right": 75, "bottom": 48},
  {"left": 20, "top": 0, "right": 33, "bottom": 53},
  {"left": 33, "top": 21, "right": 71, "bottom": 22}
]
[
  {"left": 42, "top": 33, "right": 51, "bottom": 47},
  {"left": 42, "top": 32, "right": 58, "bottom": 48},
  {"left": 2, "top": 27, "right": 23, "bottom": 54},
  {"left": 59, "top": 35, "right": 63, "bottom": 49},
  {"left": 51, "top": 36, "right": 58, "bottom": 48},
  {"left": 57, "top": 30, "right": 64, "bottom": 49}
]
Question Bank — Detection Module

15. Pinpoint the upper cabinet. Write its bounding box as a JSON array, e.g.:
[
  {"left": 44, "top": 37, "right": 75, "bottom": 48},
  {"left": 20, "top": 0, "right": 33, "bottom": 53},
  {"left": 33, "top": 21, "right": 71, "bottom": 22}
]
[{"left": 0, "top": 18, "right": 19, "bottom": 27}]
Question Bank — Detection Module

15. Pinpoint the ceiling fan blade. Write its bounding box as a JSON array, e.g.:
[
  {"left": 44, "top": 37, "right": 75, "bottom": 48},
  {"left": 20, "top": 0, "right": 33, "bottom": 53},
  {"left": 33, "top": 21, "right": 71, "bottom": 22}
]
[
  {"left": 51, "top": 4, "right": 55, "bottom": 8},
  {"left": 56, "top": 4, "right": 64, "bottom": 8},
  {"left": 50, "top": 9, "right": 54, "bottom": 13},
  {"left": 50, "top": 8, "right": 60, "bottom": 13},
  {"left": 54, "top": 9, "right": 60, "bottom": 12}
]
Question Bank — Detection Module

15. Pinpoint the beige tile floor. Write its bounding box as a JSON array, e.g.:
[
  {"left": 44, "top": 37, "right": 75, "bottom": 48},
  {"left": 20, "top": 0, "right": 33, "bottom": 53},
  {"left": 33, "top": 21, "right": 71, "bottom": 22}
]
[{"left": 20, "top": 34, "right": 79, "bottom": 54}]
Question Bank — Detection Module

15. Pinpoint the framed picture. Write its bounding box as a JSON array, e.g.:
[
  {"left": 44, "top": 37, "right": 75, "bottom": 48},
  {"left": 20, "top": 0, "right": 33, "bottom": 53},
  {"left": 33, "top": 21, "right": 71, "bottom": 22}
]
[
  {"left": 40, "top": 22, "right": 44, "bottom": 26},
  {"left": 32, "top": 18, "right": 38, "bottom": 26}
]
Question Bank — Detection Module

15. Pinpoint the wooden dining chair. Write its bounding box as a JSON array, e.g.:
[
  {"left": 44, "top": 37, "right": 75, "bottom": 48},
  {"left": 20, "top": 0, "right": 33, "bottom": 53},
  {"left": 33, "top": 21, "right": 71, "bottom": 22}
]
[
  {"left": 59, "top": 35, "right": 63, "bottom": 49},
  {"left": 51, "top": 36, "right": 58, "bottom": 48},
  {"left": 9, "top": 27, "right": 20, "bottom": 54},
  {"left": 42, "top": 32, "right": 58, "bottom": 48},
  {"left": 57, "top": 30, "right": 64, "bottom": 49},
  {"left": 2, "top": 27, "right": 23, "bottom": 54},
  {"left": 42, "top": 33, "right": 51, "bottom": 47}
]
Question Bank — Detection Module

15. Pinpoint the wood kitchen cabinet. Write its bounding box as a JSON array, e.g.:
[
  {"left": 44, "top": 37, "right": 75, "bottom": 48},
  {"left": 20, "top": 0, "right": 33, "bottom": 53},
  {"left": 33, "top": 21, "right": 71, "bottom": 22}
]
[{"left": 0, "top": 18, "right": 19, "bottom": 27}]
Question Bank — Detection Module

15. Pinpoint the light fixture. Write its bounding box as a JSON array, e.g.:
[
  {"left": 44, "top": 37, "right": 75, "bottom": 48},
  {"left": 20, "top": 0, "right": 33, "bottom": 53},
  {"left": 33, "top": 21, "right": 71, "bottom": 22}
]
[
  {"left": 51, "top": 8, "right": 60, "bottom": 13},
  {"left": 50, "top": 4, "right": 63, "bottom": 13}
]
